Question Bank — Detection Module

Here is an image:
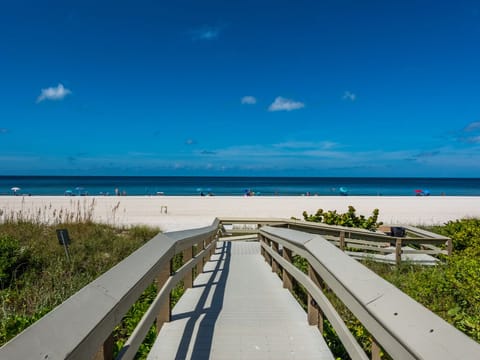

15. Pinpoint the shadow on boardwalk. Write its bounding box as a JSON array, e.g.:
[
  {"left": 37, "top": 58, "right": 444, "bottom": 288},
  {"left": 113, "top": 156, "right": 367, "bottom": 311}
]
[{"left": 173, "top": 241, "right": 231, "bottom": 360}]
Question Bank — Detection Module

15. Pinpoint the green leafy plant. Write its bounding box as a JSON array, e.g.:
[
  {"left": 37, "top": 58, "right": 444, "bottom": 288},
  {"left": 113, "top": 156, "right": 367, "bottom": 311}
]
[
  {"left": 0, "top": 215, "right": 160, "bottom": 347},
  {"left": 0, "top": 235, "right": 36, "bottom": 289},
  {"left": 113, "top": 284, "right": 158, "bottom": 359},
  {"left": 302, "top": 206, "right": 382, "bottom": 231}
]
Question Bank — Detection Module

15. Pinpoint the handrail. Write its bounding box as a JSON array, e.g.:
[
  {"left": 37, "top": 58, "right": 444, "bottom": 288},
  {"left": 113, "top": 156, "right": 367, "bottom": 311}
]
[
  {"left": 222, "top": 217, "right": 452, "bottom": 263},
  {"left": 259, "top": 226, "right": 480, "bottom": 359},
  {"left": 0, "top": 217, "right": 459, "bottom": 359},
  {"left": 0, "top": 219, "right": 220, "bottom": 360}
]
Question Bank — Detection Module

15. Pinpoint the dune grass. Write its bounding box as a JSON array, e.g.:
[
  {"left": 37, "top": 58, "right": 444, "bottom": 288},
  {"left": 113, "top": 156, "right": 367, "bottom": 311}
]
[{"left": 0, "top": 202, "right": 161, "bottom": 349}]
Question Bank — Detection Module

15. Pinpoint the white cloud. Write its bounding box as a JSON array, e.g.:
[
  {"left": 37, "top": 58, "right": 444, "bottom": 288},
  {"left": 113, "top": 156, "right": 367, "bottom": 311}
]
[
  {"left": 343, "top": 91, "right": 356, "bottom": 101},
  {"left": 268, "top": 96, "right": 305, "bottom": 112},
  {"left": 36, "top": 83, "right": 71, "bottom": 103},
  {"left": 464, "top": 121, "right": 480, "bottom": 132},
  {"left": 192, "top": 26, "right": 220, "bottom": 40},
  {"left": 464, "top": 136, "right": 480, "bottom": 143},
  {"left": 274, "top": 141, "right": 338, "bottom": 150},
  {"left": 241, "top": 96, "right": 257, "bottom": 105}
]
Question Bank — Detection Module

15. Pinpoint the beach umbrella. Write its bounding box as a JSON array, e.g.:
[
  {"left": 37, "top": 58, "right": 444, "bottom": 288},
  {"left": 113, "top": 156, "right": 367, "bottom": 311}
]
[
  {"left": 415, "top": 189, "right": 423, "bottom": 195},
  {"left": 65, "top": 189, "right": 73, "bottom": 196},
  {"left": 11, "top": 187, "right": 20, "bottom": 194},
  {"left": 339, "top": 187, "right": 348, "bottom": 195}
]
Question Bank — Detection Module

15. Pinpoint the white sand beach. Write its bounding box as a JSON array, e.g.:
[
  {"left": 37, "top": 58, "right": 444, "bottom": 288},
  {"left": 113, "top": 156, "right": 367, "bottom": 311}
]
[{"left": 0, "top": 196, "right": 479, "bottom": 232}]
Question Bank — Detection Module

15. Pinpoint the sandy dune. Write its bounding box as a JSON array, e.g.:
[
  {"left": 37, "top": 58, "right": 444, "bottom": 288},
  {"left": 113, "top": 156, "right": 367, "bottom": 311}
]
[{"left": 0, "top": 196, "right": 478, "bottom": 232}]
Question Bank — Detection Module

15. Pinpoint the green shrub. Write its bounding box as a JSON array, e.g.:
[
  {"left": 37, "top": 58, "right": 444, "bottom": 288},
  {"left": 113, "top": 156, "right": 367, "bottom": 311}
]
[
  {"left": 0, "top": 235, "right": 36, "bottom": 289},
  {"left": 364, "top": 219, "right": 480, "bottom": 344},
  {"left": 302, "top": 206, "right": 382, "bottom": 231},
  {"left": 0, "top": 220, "right": 159, "bottom": 347},
  {"left": 430, "top": 218, "right": 480, "bottom": 252},
  {"left": 293, "top": 209, "right": 480, "bottom": 355},
  {"left": 114, "top": 284, "right": 158, "bottom": 359}
]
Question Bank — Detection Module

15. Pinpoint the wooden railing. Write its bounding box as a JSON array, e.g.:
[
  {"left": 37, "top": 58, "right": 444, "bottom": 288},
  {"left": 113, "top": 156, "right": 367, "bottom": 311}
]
[
  {"left": 0, "top": 220, "right": 221, "bottom": 360},
  {"left": 222, "top": 217, "right": 452, "bottom": 265},
  {"left": 0, "top": 218, "right": 471, "bottom": 360},
  {"left": 259, "top": 225, "right": 480, "bottom": 359}
]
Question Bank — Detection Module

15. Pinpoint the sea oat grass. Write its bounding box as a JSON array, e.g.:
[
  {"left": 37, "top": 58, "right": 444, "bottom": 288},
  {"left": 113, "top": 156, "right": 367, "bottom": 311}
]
[{"left": 0, "top": 210, "right": 160, "bottom": 346}]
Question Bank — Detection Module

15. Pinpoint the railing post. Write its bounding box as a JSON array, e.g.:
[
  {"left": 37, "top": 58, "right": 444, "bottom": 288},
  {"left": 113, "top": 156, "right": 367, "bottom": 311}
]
[
  {"left": 282, "top": 247, "right": 293, "bottom": 291},
  {"left": 371, "top": 337, "right": 381, "bottom": 360},
  {"left": 203, "top": 237, "right": 210, "bottom": 267},
  {"left": 93, "top": 333, "right": 114, "bottom": 360},
  {"left": 307, "top": 264, "right": 324, "bottom": 334},
  {"left": 183, "top": 246, "right": 193, "bottom": 289},
  {"left": 263, "top": 238, "right": 270, "bottom": 263},
  {"left": 208, "top": 235, "right": 213, "bottom": 258},
  {"left": 395, "top": 238, "right": 402, "bottom": 265},
  {"left": 155, "top": 258, "right": 172, "bottom": 333},
  {"left": 196, "top": 242, "right": 204, "bottom": 278},
  {"left": 266, "top": 239, "right": 272, "bottom": 267},
  {"left": 339, "top": 230, "right": 346, "bottom": 251},
  {"left": 447, "top": 237, "right": 453, "bottom": 256},
  {"left": 210, "top": 233, "right": 218, "bottom": 258},
  {"left": 259, "top": 235, "right": 266, "bottom": 260},
  {"left": 262, "top": 237, "right": 271, "bottom": 264},
  {"left": 271, "top": 241, "right": 279, "bottom": 273}
]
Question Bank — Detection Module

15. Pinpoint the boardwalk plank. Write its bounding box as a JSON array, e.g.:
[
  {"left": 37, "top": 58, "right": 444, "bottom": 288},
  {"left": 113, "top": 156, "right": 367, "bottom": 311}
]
[{"left": 148, "top": 241, "right": 333, "bottom": 360}]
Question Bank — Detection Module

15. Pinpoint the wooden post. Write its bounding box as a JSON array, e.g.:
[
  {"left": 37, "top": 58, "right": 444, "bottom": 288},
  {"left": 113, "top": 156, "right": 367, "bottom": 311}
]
[
  {"left": 371, "top": 337, "right": 381, "bottom": 360},
  {"left": 202, "top": 242, "right": 207, "bottom": 267},
  {"left": 93, "top": 333, "right": 114, "bottom": 360},
  {"left": 308, "top": 264, "right": 324, "bottom": 333},
  {"left": 155, "top": 259, "right": 172, "bottom": 333},
  {"left": 339, "top": 231, "right": 346, "bottom": 251},
  {"left": 307, "top": 260, "right": 319, "bottom": 321},
  {"left": 282, "top": 247, "right": 293, "bottom": 292},
  {"left": 395, "top": 238, "right": 402, "bottom": 266},
  {"left": 183, "top": 246, "right": 193, "bottom": 289},
  {"left": 209, "top": 234, "right": 216, "bottom": 258},
  {"left": 263, "top": 238, "right": 271, "bottom": 264},
  {"left": 447, "top": 238, "right": 453, "bottom": 256},
  {"left": 208, "top": 235, "right": 213, "bottom": 258},
  {"left": 196, "top": 243, "right": 204, "bottom": 278},
  {"left": 271, "top": 241, "right": 279, "bottom": 273},
  {"left": 260, "top": 236, "right": 266, "bottom": 260}
]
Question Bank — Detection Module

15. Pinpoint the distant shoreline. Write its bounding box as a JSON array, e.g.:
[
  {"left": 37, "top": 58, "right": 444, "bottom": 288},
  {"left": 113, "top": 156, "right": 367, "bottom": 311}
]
[
  {"left": 0, "top": 196, "right": 478, "bottom": 232},
  {"left": 1, "top": 176, "right": 479, "bottom": 197}
]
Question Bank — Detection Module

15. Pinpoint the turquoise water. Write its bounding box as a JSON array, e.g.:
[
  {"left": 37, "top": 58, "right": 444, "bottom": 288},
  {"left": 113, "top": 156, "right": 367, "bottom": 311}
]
[{"left": 0, "top": 176, "right": 479, "bottom": 196}]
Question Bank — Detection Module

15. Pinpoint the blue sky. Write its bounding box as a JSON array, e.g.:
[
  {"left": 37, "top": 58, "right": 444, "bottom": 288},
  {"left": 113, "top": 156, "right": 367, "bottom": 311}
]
[{"left": 1, "top": 0, "right": 480, "bottom": 177}]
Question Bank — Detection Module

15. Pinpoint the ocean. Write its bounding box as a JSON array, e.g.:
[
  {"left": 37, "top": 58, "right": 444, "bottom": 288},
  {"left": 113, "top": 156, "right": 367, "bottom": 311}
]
[{"left": 0, "top": 176, "right": 480, "bottom": 196}]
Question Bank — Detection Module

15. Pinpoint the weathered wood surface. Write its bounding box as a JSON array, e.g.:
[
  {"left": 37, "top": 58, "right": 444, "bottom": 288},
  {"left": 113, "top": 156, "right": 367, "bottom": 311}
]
[
  {"left": 148, "top": 241, "right": 333, "bottom": 360},
  {"left": 260, "top": 226, "right": 480, "bottom": 360}
]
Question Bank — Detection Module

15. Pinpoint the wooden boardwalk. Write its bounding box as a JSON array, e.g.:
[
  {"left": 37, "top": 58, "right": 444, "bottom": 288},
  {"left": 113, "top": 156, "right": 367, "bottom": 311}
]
[{"left": 148, "top": 241, "right": 333, "bottom": 360}]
